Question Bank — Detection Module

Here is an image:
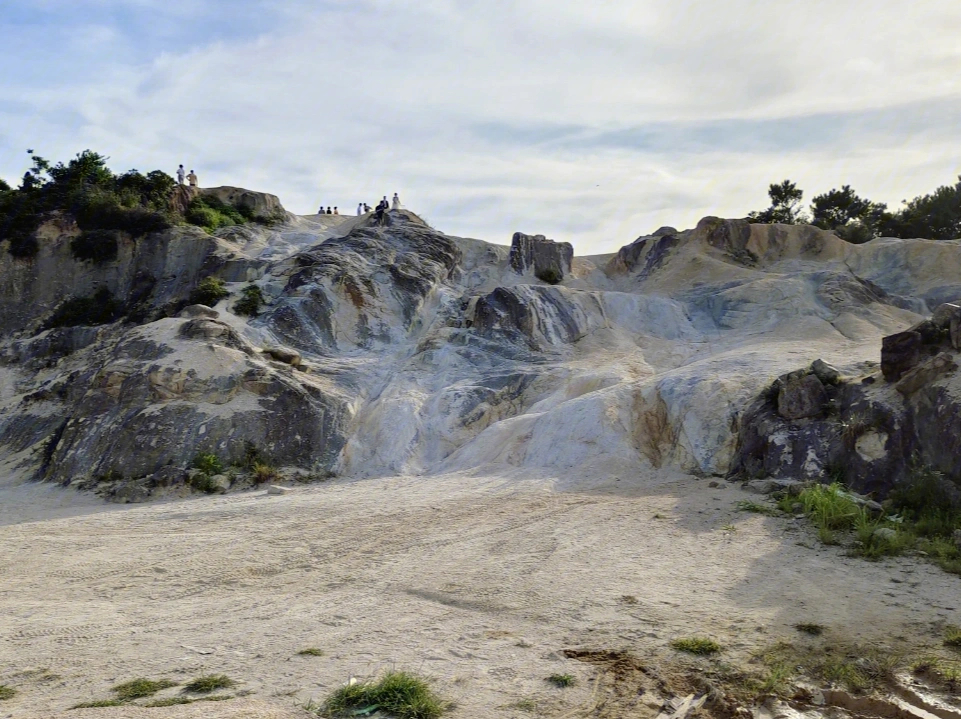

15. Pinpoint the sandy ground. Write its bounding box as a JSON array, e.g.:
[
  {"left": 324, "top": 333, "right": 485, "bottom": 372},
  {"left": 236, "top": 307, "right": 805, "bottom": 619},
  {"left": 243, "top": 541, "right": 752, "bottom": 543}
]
[{"left": 1, "top": 470, "right": 959, "bottom": 718}]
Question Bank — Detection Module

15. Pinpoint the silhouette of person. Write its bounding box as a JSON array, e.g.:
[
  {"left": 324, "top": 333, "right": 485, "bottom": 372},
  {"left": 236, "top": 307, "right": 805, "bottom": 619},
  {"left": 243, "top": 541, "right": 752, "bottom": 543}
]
[
  {"left": 187, "top": 170, "right": 198, "bottom": 187},
  {"left": 363, "top": 203, "right": 371, "bottom": 213},
  {"left": 326, "top": 207, "right": 332, "bottom": 215},
  {"left": 334, "top": 207, "right": 339, "bottom": 215},
  {"left": 177, "top": 165, "right": 185, "bottom": 186}
]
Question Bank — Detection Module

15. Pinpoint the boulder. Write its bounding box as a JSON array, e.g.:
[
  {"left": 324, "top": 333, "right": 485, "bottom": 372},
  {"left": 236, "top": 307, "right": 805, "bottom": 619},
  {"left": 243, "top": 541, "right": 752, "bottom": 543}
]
[
  {"left": 932, "top": 302, "right": 961, "bottom": 329},
  {"left": 778, "top": 374, "right": 827, "bottom": 420},
  {"left": 508, "top": 232, "right": 573, "bottom": 284},
  {"left": 180, "top": 304, "right": 220, "bottom": 319},
  {"left": 881, "top": 330, "right": 922, "bottom": 382},
  {"left": 267, "top": 484, "right": 292, "bottom": 495},
  {"left": 873, "top": 527, "right": 898, "bottom": 542},
  {"left": 208, "top": 474, "right": 231, "bottom": 492},
  {"left": 264, "top": 346, "right": 302, "bottom": 366},
  {"left": 895, "top": 352, "right": 958, "bottom": 395},
  {"left": 109, "top": 482, "right": 150, "bottom": 504},
  {"left": 810, "top": 359, "right": 841, "bottom": 386},
  {"left": 195, "top": 186, "right": 286, "bottom": 220}
]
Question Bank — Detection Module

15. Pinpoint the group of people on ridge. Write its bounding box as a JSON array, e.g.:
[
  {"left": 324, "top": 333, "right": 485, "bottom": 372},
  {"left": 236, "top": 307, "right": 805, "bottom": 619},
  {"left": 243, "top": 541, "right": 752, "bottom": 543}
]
[
  {"left": 176, "top": 165, "right": 198, "bottom": 187},
  {"left": 318, "top": 193, "right": 401, "bottom": 217}
]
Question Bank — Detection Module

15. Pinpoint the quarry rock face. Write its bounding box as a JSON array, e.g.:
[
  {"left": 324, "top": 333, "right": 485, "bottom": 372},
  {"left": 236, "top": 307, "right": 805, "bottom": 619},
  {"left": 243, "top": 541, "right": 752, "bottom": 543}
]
[
  {"left": 508, "top": 232, "right": 573, "bottom": 284},
  {"left": 5, "top": 199, "right": 961, "bottom": 501}
]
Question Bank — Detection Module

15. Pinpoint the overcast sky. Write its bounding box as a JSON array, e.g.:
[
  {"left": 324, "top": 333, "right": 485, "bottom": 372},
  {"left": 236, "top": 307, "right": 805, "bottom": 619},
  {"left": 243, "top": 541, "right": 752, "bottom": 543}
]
[{"left": 1, "top": 1, "right": 959, "bottom": 254}]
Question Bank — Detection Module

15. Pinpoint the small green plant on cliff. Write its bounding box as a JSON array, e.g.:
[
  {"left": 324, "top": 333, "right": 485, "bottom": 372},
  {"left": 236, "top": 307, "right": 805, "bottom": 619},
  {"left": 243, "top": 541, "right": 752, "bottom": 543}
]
[
  {"left": 44, "top": 287, "right": 123, "bottom": 329},
  {"left": 185, "top": 195, "right": 249, "bottom": 232},
  {"left": 0, "top": 685, "right": 16, "bottom": 700},
  {"left": 252, "top": 462, "right": 279, "bottom": 484},
  {"left": 189, "top": 277, "right": 229, "bottom": 307},
  {"left": 70, "top": 229, "right": 120, "bottom": 263},
  {"left": 193, "top": 453, "right": 224, "bottom": 476},
  {"left": 70, "top": 699, "right": 126, "bottom": 709},
  {"left": 234, "top": 284, "right": 265, "bottom": 317}
]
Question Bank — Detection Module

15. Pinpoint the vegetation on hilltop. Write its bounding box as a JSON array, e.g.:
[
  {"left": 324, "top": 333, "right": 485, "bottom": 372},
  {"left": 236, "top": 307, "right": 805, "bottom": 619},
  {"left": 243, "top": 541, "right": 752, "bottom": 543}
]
[
  {"left": 0, "top": 149, "right": 269, "bottom": 259},
  {"left": 748, "top": 176, "right": 961, "bottom": 243}
]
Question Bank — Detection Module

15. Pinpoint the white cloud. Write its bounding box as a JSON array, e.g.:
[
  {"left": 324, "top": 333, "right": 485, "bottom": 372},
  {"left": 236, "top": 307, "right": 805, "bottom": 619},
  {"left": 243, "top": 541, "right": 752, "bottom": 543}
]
[{"left": 1, "top": 0, "right": 960, "bottom": 252}]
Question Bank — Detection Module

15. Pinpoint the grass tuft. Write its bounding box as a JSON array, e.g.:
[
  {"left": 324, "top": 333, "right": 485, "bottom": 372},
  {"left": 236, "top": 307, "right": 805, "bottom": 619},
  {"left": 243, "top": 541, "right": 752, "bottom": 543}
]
[
  {"left": 297, "top": 647, "right": 325, "bottom": 656},
  {"left": 70, "top": 699, "right": 126, "bottom": 709},
  {"left": 317, "top": 670, "right": 450, "bottom": 719},
  {"left": 737, "top": 500, "right": 779, "bottom": 516},
  {"left": 112, "top": 677, "right": 176, "bottom": 700},
  {"left": 0, "top": 685, "right": 16, "bottom": 701},
  {"left": 546, "top": 673, "right": 576, "bottom": 688},
  {"left": 183, "top": 674, "right": 235, "bottom": 694},
  {"left": 794, "top": 623, "right": 824, "bottom": 636},
  {"left": 144, "top": 697, "right": 194, "bottom": 707},
  {"left": 671, "top": 637, "right": 722, "bottom": 655},
  {"left": 945, "top": 626, "right": 961, "bottom": 648}
]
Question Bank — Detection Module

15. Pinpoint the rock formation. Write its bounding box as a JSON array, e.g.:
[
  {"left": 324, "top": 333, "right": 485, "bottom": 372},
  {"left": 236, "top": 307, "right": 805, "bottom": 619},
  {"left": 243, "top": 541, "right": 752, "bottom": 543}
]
[
  {"left": 508, "top": 232, "right": 573, "bottom": 284},
  {"left": 3, "top": 198, "right": 961, "bottom": 502}
]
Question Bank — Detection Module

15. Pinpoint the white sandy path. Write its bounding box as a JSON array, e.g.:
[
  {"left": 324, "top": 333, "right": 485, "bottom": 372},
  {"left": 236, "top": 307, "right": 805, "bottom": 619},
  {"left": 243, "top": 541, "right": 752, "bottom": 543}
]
[{"left": 1, "top": 469, "right": 959, "bottom": 718}]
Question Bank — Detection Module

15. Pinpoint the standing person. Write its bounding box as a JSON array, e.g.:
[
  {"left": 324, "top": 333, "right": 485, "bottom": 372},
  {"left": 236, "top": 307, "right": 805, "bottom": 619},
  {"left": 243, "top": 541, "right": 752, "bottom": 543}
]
[
  {"left": 333, "top": 207, "right": 339, "bottom": 215},
  {"left": 176, "top": 165, "right": 185, "bottom": 186},
  {"left": 318, "top": 204, "right": 324, "bottom": 214},
  {"left": 187, "top": 170, "right": 198, "bottom": 187},
  {"left": 392, "top": 192, "right": 401, "bottom": 210},
  {"left": 326, "top": 207, "right": 332, "bottom": 215},
  {"left": 357, "top": 203, "right": 363, "bottom": 216},
  {"left": 363, "top": 203, "right": 371, "bottom": 213}
]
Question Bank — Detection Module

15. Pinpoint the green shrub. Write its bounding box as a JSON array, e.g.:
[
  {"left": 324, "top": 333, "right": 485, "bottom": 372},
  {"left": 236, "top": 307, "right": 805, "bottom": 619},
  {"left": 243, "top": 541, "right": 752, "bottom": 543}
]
[
  {"left": 112, "top": 677, "right": 177, "bottom": 700},
  {"left": 671, "top": 637, "right": 722, "bottom": 655},
  {"left": 193, "top": 453, "right": 224, "bottom": 475},
  {"left": 297, "top": 647, "right": 324, "bottom": 656},
  {"left": 252, "top": 462, "right": 279, "bottom": 484},
  {"left": 234, "top": 284, "right": 265, "bottom": 316},
  {"left": 189, "top": 277, "right": 229, "bottom": 307},
  {"left": 186, "top": 196, "right": 248, "bottom": 232},
  {"left": 317, "top": 670, "right": 449, "bottom": 719},
  {"left": 71, "top": 229, "right": 120, "bottom": 263},
  {"left": 44, "top": 287, "right": 122, "bottom": 329},
  {"left": 0, "top": 684, "right": 16, "bottom": 700}
]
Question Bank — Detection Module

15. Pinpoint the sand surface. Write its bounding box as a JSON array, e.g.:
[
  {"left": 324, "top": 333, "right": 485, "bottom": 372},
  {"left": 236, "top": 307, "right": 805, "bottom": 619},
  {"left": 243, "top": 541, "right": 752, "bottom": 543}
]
[{"left": 1, "top": 469, "right": 959, "bottom": 718}]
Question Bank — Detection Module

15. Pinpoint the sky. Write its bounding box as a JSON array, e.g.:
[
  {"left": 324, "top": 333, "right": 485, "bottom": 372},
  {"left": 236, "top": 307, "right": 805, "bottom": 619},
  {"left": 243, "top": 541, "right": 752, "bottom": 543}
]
[{"left": 0, "top": 0, "right": 959, "bottom": 254}]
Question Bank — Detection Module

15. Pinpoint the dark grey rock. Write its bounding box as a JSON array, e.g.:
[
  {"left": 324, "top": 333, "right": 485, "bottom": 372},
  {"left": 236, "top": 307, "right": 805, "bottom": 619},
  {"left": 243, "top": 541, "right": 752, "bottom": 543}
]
[
  {"left": 881, "top": 330, "right": 922, "bottom": 382},
  {"left": 264, "top": 346, "right": 301, "bottom": 366},
  {"left": 778, "top": 374, "right": 827, "bottom": 420},
  {"left": 811, "top": 359, "right": 841, "bottom": 386},
  {"left": 508, "top": 232, "right": 573, "bottom": 284},
  {"left": 896, "top": 352, "right": 957, "bottom": 395}
]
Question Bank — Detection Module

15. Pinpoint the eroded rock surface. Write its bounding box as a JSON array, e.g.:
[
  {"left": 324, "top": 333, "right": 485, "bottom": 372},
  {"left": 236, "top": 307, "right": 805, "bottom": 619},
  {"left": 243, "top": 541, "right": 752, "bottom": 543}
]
[{"left": 5, "top": 205, "right": 961, "bottom": 500}]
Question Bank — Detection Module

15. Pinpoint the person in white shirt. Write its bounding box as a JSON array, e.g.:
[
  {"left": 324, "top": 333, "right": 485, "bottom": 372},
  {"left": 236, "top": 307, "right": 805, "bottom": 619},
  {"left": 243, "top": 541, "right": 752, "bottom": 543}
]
[
  {"left": 357, "top": 203, "right": 363, "bottom": 215},
  {"left": 176, "top": 165, "right": 185, "bottom": 185},
  {"left": 392, "top": 192, "right": 401, "bottom": 210}
]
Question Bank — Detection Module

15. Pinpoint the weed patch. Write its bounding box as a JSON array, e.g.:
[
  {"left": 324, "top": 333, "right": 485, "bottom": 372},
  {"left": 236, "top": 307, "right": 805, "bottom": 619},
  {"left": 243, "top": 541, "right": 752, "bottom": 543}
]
[
  {"left": 70, "top": 699, "right": 126, "bottom": 709},
  {"left": 794, "top": 623, "right": 824, "bottom": 636},
  {"left": 737, "top": 500, "right": 780, "bottom": 516},
  {"left": 671, "top": 637, "right": 722, "bottom": 655},
  {"left": 112, "top": 677, "right": 176, "bottom": 700},
  {"left": 546, "top": 673, "right": 575, "bottom": 688},
  {"left": 316, "top": 670, "right": 450, "bottom": 719},
  {"left": 253, "top": 462, "right": 279, "bottom": 484},
  {"left": 297, "top": 647, "right": 325, "bottom": 656},
  {"left": 184, "top": 674, "right": 235, "bottom": 694},
  {"left": 234, "top": 285, "right": 265, "bottom": 317},
  {"left": 0, "top": 685, "right": 16, "bottom": 700},
  {"left": 945, "top": 626, "right": 961, "bottom": 649}
]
